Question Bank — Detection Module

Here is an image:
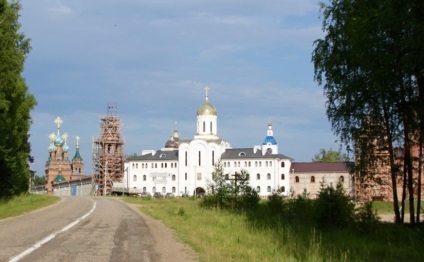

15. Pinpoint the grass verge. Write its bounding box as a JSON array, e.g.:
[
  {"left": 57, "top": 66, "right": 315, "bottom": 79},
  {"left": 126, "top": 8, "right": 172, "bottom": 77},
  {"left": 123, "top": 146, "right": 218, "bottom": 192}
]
[
  {"left": 0, "top": 194, "right": 60, "bottom": 219},
  {"left": 123, "top": 197, "right": 424, "bottom": 262}
]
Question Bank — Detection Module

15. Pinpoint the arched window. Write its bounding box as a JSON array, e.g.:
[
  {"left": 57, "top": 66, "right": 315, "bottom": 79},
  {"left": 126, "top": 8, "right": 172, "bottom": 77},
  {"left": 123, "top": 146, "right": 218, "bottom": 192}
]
[
  {"left": 255, "top": 161, "right": 258, "bottom": 167},
  {"left": 143, "top": 175, "right": 146, "bottom": 181},
  {"left": 267, "top": 173, "right": 271, "bottom": 180},
  {"left": 259, "top": 161, "right": 262, "bottom": 167},
  {"left": 136, "top": 163, "right": 138, "bottom": 168},
  {"left": 162, "top": 187, "right": 166, "bottom": 193},
  {"left": 185, "top": 173, "right": 187, "bottom": 180},
  {"left": 267, "top": 186, "right": 271, "bottom": 192},
  {"left": 339, "top": 176, "right": 344, "bottom": 183},
  {"left": 175, "top": 162, "right": 177, "bottom": 168},
  {"left": 172, "top": 187, "right": 176, "bottom": 193},
  {"left": 257, "top": 173, "right": 261, "bottom": 180},
  {"left": 133, "top": 175, "right": 137, "bottom": 182},
  {"left": 281, "top": 186, "right": 285, "bottom": 192},
  {"left": 203, "top": 121, "right": 205, "bottom": 132},
  {"left": 281, "top": 174, "right": 285, "bottom": 180},
  {"left": 265, "top": 161, "right": 268, "bottom": 167},
  {"left": 132, "top": 163, "right": 135, "bottom": 168},
  {"left": 153, "top": 187, "right": 156, "bottom": 193},
  {"left": 143, "top": 187, "right": 146, "bottom": 192},
  {"left": 295, "top": 176, "right": 299, "bottom": 183},
  {"left": 270, "top": 162, "right": 272, "bottom": 167},
  {"left": 224, "top": 162, "right": 226, "bottom": 167},
  {"left": 281, "top": 162, "right": 285, "bottom": 168},
  {"left": 172, "top": 174, "right": 176, "bottom": 181},
  {"left": 311, "top": 176, "right": 315, "bottom": 183},
  {"left": 256, "top": 186, "right": 261, "bottom": 192}
]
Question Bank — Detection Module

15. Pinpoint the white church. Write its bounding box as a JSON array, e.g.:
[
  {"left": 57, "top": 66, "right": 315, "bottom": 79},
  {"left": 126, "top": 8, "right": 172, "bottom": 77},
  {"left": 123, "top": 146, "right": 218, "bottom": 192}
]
[{"left": 124, "top": 87, "right": 353, "bottom": 198}]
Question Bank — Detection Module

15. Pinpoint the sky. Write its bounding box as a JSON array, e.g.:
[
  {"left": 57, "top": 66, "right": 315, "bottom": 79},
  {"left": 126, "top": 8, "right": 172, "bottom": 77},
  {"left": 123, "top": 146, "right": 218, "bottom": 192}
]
[{"left": 19, "top": 0, "right": 343, "bottom": 177}]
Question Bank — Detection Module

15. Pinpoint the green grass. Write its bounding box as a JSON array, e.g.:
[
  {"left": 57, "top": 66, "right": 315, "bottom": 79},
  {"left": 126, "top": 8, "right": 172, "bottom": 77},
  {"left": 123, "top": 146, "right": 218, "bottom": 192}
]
[
  {"left": 0, "top": 194, "right": 60, "bottom": 219},
  {"left": 372, "top": 201, "right": 424, "bottom": 215},
  {"left": 123, "top": 197, "right": 424, "bottom": 262}
]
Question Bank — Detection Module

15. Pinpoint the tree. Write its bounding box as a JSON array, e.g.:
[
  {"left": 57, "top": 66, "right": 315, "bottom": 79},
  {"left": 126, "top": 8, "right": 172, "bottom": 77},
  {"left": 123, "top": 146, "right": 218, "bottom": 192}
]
[
  {"left": 312, "top": 0, "right": 424, "bottom": 223},
  {"left": 0, "top": 1, "right": 37, "bottom": 199},
  {"left": 33, "top": 175, "right": 46, "bottom": 186},
  {"left": 312, "top": 148, "right": 351, "bottom": 162}
]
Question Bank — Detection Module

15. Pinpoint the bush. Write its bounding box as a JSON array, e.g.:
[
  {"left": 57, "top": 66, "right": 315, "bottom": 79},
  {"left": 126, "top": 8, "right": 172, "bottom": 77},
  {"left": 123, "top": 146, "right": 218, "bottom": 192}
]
[
  {"left": 354, "top": 201, "right": 380, "bottom": 234},
  {"left": 314, "top": 182, "right": 354, "bottom": 229}
]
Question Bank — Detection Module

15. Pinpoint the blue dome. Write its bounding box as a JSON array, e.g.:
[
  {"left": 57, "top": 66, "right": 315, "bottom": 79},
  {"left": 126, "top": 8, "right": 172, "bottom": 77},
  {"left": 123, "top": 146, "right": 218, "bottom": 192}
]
[
  {"left": 262, "top": 136, "right": 277, "bottom": 145},
  {"left": 54, "top": 135, "right": 65, "bottom": 146},
  {"left": 63, "top": 143, "right": 69, "bottom": 152}
]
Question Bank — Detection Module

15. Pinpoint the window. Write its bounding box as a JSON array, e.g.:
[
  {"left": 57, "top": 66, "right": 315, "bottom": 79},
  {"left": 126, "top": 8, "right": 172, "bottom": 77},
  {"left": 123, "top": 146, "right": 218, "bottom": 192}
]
[
  {"left": 203, "top": 121, "right": 205, "bottom": 132},
  {"left": 143, "top": 187, "right": 146, "bottom": 192},
  {"left": 212, "top": 151, "right": 215, "bottom": 166},
  {"left": 281, "top": 186, "right": 285, "bottom": 192},
  {"left": 265, "top": 161, "right": 268, "bottom": 167},
  {"left": 270, "top": 162, "right": 272, "bottom": 167},
  {"left": 172, "top": 187, "right": 176, "bottom": 193},
  {"left": 185, "top": 151, "right": 188, "bottom": 166},
  {"left": 162, "top": 187, "right": 166, "bottom": 193},
  {"left": 160, "top": 153, "right": 166, "bottom": 158},
  {"left": 311, "top": 176, "right": 315, "bottom": 183},
  {"left": 239, "top": 152, "right": 246, "bottom": 156},
  {"left": 248, "top": 161, "right": 251, "bottom": 167},
  {"left": 143, "top": 175, "right": 146, "bottom": 181},
  {"left": 281, "top": 162, "right": 285, "bottom": 168},
  {"left": 210, "top": 122, "right": 213, "bottom": 132},
  {"left": 256, "top": 186, "right": 261, "bottom": 192},
  {"left": 185, "top": 173, "right": 187, "bottom": 180},
  {"left": 153, "top": 187, "right": 156, "bottom": 193},
  {"left": 259, "top": 161, "right": 262, "bottom": 167},
  {"left": 197, "top": 173, "right": 202, "bottom": 180},
  {"left": 172, "top": 174, "right": 176, "bottom": 181},
  {"left": 339, "top": 176, "right": 344, "bottom": 183},
  {"left": 175, "top": 162, "right": 177, "bottom": 168},
  {"left": 133, "top": 175, "right": 137, "bottom": 182},
  {"left": 255, "top": 161, "right": 258, "bottom": 167},
  {"left": 136, "top": 163, "right": 138, "bottom": 168},
  {"left": 199, "top": 151, "right": 201, "bottom": 166},
  {"left": 224, "top": 162, "right": 227, "bottom": 167},
  {"left": 257, "top": 173, "right": 261, "bottom": 180},
  {"left": 165, "top": 163, "right": 167, "bottom": 168},
  {"left": 295, "top": 176, "right": 299, "bottom": 183},
  {"left": 132, "top": 163, "right": 134, "bottom": 168},
  {"left": 267, "top": 173, "right": 271, "bottom": 180},
  {"left": 267, "top": 186, "right": 271, "bottom": 192},
  {"left": 281, "top": 174, "right": 285, "bottom": 180},
  {"left": 161, "top": 163, "right": 164, "bottom": 168}
]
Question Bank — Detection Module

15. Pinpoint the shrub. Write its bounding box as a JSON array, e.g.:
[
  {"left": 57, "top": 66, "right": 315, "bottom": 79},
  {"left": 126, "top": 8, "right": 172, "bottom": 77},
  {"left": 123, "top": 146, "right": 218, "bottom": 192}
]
[
  {"left": 314, "top": 182, "right": 354, "bottom": 229},
  {"left": 354, "top": 201, "right": 380, "bottom": 234}
]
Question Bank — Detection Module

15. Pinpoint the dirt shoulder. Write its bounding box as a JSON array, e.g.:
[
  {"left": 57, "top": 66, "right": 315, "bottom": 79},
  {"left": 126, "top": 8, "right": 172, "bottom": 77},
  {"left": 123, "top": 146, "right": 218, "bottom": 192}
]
[{"left": 124, "top": 202, "right": 199, "bottom": 262}]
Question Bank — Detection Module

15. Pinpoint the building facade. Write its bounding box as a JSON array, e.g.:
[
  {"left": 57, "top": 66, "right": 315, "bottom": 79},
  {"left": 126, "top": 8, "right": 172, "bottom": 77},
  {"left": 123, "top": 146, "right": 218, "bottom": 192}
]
[
  {"left": 125, "top": 87, "right": 353, "bottom": 197},
  {"left": 44, "top": 117, "right": 85, "bottom": 195}
]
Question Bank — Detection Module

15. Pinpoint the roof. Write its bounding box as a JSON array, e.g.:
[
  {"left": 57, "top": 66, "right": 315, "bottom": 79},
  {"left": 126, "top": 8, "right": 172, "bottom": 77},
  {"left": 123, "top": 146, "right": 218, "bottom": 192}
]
[
  {"left": 221, "top": 148, "right": 293, "bottom": 160},
  {"left": 131, "top": 150, "right": 179, "bottom": 161},
  {"left": 291, "top": 162, "right": 354, "bottom": 173}
]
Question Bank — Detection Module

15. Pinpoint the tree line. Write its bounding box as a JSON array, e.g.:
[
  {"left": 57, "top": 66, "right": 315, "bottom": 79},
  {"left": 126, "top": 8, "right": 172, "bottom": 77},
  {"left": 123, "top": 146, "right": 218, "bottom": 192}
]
[
  {"left": 0, "top": 1, "right": 36, "bottom": 199},
  {"left": 312, "top": 0, "right": 424, "bottom": 224}
]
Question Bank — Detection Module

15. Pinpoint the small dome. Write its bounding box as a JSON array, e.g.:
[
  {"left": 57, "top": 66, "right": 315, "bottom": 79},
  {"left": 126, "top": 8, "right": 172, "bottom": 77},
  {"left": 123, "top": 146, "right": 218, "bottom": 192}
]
[
  {"left": 54, "top": 135, "right": 65, "bottom": 146},
  {"left": 63, "top": 143, "right": 69, "bottom": 152},
  {"left": 262, "top": 136, "right": 277, "bottom": 145},
  {"left": 53, "top": 175, "right": 66, "bottom": 182},
  {"left": 197, "top": 101, "right": 217, "bottom": 116},
  {"left": 48, "top": 144, "right": 57, "bottom": 152},
  {"left": 165, "top": 136, "right": 180, "bottom": 149}
]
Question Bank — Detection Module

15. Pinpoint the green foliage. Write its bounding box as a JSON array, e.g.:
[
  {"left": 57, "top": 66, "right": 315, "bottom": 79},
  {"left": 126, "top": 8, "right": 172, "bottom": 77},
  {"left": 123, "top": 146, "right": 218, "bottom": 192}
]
[
  {"left": 314, "top": 182, "right": 355, "bottom": 229},
  {"left": 0, "top": 0, "right": 37, "bottom": 199},
  {"left": 200, "top": 164, "right": 259, "bottom": 212},
  {"left": 33, "top": 175, "right": 46, "bottom": 186},
  {"left": 354, "top": 202, "right": 380, "bottom": 234},
  {"left": 312, "top": 148, "right": 351, "bottom": 162}
]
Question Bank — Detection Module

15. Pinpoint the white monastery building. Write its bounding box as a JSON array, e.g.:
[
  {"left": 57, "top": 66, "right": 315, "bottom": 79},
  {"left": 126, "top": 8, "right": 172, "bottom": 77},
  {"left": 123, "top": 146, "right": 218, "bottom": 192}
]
[{"left": 125, "top": 87, "right": 353, "bottom": 197}]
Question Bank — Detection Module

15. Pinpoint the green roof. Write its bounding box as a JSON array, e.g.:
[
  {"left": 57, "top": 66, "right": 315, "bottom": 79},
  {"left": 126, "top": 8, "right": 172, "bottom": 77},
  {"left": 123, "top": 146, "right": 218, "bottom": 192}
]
[
  {"left": 53, "top": 175, "right": 66, "bottom": 182},
  {"left": 73, "top": 150, "right": 83, "bottom": 160}
]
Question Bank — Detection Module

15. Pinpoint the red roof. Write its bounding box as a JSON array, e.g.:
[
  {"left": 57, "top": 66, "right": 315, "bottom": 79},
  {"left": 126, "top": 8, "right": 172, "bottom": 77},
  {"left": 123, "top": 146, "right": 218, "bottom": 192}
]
[{"left": 291, "top": 162, "right": 353, "bottom": 173}]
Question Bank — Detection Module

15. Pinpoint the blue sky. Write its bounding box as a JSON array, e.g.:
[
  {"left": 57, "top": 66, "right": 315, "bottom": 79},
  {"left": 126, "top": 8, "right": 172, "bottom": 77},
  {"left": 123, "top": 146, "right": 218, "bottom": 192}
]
[{"left": 19, "top": 0, "right": 342, "bottom": 177}]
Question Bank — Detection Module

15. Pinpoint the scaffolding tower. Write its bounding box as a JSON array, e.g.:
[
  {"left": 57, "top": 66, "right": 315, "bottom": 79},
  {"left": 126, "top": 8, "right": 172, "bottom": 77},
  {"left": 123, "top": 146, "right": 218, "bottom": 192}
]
[{"left": 92, "top": 103, "right": 125, "bottom": 195}]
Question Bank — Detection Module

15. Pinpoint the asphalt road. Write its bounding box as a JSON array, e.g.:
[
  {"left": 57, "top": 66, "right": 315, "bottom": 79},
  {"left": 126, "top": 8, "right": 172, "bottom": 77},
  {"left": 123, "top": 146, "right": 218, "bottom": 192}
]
[{"left": 0, "top": 197, "right": 159, "bottom": 262}]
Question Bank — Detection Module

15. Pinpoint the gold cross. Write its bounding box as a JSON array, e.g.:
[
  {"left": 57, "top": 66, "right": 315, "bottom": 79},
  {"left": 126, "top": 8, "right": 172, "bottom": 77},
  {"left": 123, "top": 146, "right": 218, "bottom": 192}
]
[{"left": 204, "top": 85, "right": 209, "bottom": 101}]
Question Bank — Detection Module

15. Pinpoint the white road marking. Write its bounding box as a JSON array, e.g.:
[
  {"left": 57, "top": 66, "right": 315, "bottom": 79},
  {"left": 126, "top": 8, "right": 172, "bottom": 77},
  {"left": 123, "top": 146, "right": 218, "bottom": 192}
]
[{"left": 8, "top": 201, "right": 97, "bottom": 262}]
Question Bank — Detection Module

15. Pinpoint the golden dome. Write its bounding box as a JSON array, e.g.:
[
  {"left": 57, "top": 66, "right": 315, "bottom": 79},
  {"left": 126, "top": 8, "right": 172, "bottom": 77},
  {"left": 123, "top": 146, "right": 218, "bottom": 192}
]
[{"left": 197, "top": 101, "right": 217, "bottom": 116}]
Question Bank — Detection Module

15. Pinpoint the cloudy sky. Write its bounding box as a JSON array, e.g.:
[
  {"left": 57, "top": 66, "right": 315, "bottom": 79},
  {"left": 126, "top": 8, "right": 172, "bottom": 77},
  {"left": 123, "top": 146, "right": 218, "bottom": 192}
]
[{"left": 19, "top": 0, "right": 342, "bottom": 177}]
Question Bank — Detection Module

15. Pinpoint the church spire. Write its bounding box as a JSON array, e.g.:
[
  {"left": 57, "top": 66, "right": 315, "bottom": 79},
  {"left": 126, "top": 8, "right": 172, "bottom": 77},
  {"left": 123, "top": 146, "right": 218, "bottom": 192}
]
[{"left": 204, "top": 85, "right": 209, "bottom": 102}]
